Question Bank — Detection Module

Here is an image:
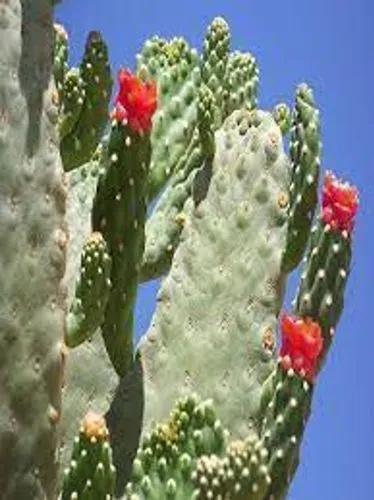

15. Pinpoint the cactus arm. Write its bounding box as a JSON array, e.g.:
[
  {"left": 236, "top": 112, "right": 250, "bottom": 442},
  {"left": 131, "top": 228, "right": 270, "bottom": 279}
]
[
  {"left": 58, "top": 68, "right": 85, "bottom": 139},
  {"left": 62, "top": 412, "right": 116, "bottom": 499},
  {"left": 295, "top": 174, "right": 358, "bottom": 361},
  {"left": 282, "top": 84, "right": 321, "bottom": 272},
  {"left": 259, "top": 175, "right": 358, "bottom": 499},
  {"left": 196, "top": 84, "right": 216, "bottom": 162},
  {"left": 224, "top": 50, "right": 259, "bottom": 116},
  {"left": 139, "top": 84, "right": 217, "bottom": 283},
  {"left": 201, "top": 17, "right": 230, "bottom": 125},
  {"left": 144, "top": 16, "right": 231, "bottom": 201},
  {"left": 92, "top": 122, "right": 152, "bottom": 376},
  {"left": 141, "top": 109, "right": 290, "bottom": 440},
  {"left": 190, "top": 85, "right": 216, "bottom": 207},
  {"left": 66, "top": 232, "right": 112, "bottom": 348},
  {"left": 139, "top": 37, "right": 201, "bottom": 201},
  {"left": 260, "top": 367, "right": 313, "bottom": 500},
  {"left": 0, "top": 1, "right": 66, "bottom": 497},
  {"left": 140, "top": 158, "right": 200, "bottom": 283},
  {"left": 53, "top": 23, "right": 69, "bottom": 94},
  {"left": 60, "top": 31, "right": 113, "bottom": 171},
  {"left": 272, "top": 103, "right": 291, "bottom": 136},
  {"left": 296, "top": 224, "right": 351, "bottom": 339}
]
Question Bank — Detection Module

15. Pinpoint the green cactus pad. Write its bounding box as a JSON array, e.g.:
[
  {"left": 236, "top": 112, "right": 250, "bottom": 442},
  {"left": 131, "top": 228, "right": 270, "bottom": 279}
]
[
  {"left": 224, "top": 50, "right": 259, "bottom": 116},
  {"left": 137, "top": 36, "right": 201, "bottom": 201},
  {"left": 0, "top": 1, "right": 66, "bottom": 497},
  {"left": 141, "top": 109, "right": 290, "bottom": 439},
  {"left": 61, "top": 31, "right": 113, "bottom": 171},
  {"left": 92, "top": 123, "right": 152, "bottom": 376},
  {"left": 66, "top": 232, "right": 112, "bottom": 348},
  {"left": 62, "top": 412, "right": 116, "bottom": 499},
  {"left": 282, "top": 84, "right": 321, "bottom": 273}
]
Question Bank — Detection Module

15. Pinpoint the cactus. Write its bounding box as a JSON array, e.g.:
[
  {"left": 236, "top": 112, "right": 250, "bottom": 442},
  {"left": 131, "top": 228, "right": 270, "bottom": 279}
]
[
  {"left": 137, "top": 35, "right": 201, "bottom": 201},
  {"left": 140, "top": 19, "right": 259, "bottom": 283},
  {"left": 91, "top": 69, "right": 156, "bottom": 376},
  {"left": 124, "top": 395, "right": 227, "bottom": 499},
  {"left": 62, "top": 412, "right": 116, "bottom": 499},
  {"left": 0, "top": 8, "right": 359, "bottom": 500},
  {"left": 56, "top": 26, "right": 113, "bottom": 171},
  {"left": 141, "top": 108, "right": 290, "bottom": 438},
  {"left": 272, "top": 103, "right": 291, "bottom": 136},
  {"left": 282, "top": 84, "right": 321, "bottom": 273},
  {"left": 0, "top": 1, "right": 66, "bottom": 497},
  {"left": 66, "top": 232, "right": 112, "bottom": 348}
]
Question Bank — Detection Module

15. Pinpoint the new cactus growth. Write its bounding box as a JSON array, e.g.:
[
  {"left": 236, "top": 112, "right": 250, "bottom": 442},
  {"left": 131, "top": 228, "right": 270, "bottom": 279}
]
[
  {"left": 124, "top": 395, "right": 227, "bottom": 499},
  {"left": 62, "top": 412, "right": 116, "bottom": 499},
  {"left": 56, "top": 27, "right": 113, "bottom": 171},
  {"left": 0, "top": 5, "right": 359, "bottom": 500},
  {"left": 66, "top": 232, "right": 112, "bottom": 348}
]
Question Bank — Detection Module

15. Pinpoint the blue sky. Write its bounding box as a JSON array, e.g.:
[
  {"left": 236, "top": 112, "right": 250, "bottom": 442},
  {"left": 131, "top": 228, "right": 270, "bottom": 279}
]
[{"left": 56, "top": 1, "right": 373, "bottom": 498}]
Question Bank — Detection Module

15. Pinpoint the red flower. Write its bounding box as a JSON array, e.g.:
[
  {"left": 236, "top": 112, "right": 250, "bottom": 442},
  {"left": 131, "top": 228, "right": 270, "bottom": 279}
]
[
  {"left": 279, "top": 313, "right": 323, "bottom": 382},
  {"left": 321, "top": 171, "right": 359, "bottom": 234},
  {"left": 112, "top": 69, "right": 157, "bottom": 134}
]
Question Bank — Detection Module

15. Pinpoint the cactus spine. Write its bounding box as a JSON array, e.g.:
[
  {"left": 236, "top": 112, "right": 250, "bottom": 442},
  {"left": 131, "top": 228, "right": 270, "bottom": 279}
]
[{"left": 0, "top": 9, "right": 359, "bottom": 500}]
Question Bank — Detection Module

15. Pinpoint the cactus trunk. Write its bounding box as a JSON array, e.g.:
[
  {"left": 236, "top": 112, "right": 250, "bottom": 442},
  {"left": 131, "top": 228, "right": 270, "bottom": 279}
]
[{"left": 0, "top": 1, "right": 66, "bottom": 497}]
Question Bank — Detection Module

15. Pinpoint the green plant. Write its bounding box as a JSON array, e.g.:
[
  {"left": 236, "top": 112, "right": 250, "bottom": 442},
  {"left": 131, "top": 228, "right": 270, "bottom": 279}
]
[{"left": 0, "top": 3, "right": 359, "bottom": 499}]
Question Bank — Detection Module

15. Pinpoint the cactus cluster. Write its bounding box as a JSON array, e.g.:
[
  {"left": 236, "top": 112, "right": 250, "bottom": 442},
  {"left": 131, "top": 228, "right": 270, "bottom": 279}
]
[{"left": 0, "top": 3, "right": 359, "bottom": 500}]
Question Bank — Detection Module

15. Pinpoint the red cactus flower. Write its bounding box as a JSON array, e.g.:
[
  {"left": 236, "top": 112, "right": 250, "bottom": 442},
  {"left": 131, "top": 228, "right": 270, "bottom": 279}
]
[
  {"left": 112, "top": 69, "right": 157, "bottom": 134},
  {"left": 279, "top": 313, "right": 323, "bottom": 382},
  {"left": 321, "top": 171, "right": 359, "bottom": 234}
]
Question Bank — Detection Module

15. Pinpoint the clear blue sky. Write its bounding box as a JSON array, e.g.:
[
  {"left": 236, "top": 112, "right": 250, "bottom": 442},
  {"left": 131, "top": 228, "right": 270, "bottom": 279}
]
[{"left": 56, "top": 1, "right": 373, "bottom": 498}]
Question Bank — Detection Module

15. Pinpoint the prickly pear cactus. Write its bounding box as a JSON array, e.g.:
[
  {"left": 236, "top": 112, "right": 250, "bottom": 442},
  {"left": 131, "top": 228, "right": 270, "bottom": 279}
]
[
  {"left": 0, "top": 9, "right": 359, "bottom": 500},
  {"left": 0, "top": 1, "right": 66, "bottom": 498},
  {"left": 141, "top": 109, "right": 290, "bottom": 438}
]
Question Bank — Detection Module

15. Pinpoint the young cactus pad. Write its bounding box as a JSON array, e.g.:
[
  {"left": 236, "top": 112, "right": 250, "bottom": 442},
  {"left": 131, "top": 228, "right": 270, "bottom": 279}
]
[{"left": 0, "top": 9, "right": 359, "bottom": 500}]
